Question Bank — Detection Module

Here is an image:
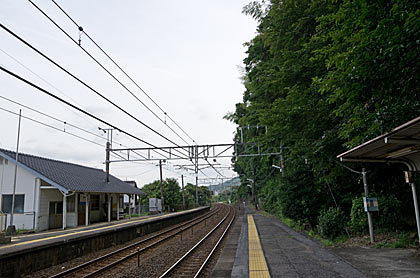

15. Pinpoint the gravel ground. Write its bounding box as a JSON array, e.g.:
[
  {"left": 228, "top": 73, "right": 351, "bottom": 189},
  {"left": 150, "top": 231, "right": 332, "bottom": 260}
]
[
  {"left": 24, "top": 207, "right": 223, "bottom": 278},
  {"left": 111, "top": 206, "right": 230, "bottom": 278}
]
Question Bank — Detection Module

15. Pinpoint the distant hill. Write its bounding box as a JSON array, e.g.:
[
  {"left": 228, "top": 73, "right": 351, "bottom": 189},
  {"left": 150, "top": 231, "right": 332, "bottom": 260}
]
[{"left": 209, "top": 177, "right": 240, "bottom": 195}]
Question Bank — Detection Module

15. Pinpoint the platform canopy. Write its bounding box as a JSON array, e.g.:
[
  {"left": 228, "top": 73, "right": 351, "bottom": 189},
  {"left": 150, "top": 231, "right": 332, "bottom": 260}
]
[
  {"left": 337, "top": 115, "right": 420, "bottom": 171},
  {"left": 337, "top": 115, "right": 420, "bottom": 242}
]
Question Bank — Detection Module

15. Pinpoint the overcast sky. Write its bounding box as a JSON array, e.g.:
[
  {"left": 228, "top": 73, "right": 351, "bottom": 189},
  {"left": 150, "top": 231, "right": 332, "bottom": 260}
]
[{"left": 0, "top": 0, "right": 257, "bottom": 187}]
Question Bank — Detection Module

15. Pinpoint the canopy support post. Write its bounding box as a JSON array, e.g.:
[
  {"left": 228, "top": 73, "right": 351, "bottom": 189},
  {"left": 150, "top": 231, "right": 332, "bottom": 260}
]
[
  {"left": 410, "top": 181, "right": 420, "bottom": 242},
  {"left": 362, "top": 168, "right": 374, "bottom": 244}
]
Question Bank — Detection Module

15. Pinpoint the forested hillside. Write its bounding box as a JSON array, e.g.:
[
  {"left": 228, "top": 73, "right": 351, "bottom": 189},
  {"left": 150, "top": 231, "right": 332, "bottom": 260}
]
[{"left": 227, "top": 0, "right": 420, "bottom": 237}]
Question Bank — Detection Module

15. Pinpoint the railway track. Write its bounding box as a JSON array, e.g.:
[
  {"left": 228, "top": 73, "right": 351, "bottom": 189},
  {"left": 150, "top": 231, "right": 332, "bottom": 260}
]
[
  {"left": 49, "top": 205, "right": 223, "bottom": 278},
  {"left": 159, "top": 205, "right": 235, "bottom": 278}
]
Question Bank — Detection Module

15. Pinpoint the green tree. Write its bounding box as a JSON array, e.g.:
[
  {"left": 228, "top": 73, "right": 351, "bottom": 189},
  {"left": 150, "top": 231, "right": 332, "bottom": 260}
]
[
  {"left": 226, "top": 0, "right": 419, "bottom": 230},
  {"left": 314, "top": 0, "right": 420, "bottom": 147},
  {"left": 184, "top": 183, "right": 212, "bottom": 207},
  {"left": 140, "top": 178, "right": 182, "bottom": 211}
]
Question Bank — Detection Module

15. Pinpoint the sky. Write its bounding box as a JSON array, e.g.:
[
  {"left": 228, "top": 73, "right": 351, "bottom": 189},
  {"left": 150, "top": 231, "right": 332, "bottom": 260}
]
[{"left": 0, "top": 0, "right": 257, "bottom": 188}]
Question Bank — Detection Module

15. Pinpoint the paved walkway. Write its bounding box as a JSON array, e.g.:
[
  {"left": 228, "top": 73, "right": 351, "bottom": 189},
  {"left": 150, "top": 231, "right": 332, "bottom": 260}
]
[
  {"left": 224, "top": 206, "right": 364, "bottom": 278},
  {"left": 212, "top": 205, "right": 420, "bottom": 277},
  {"left": 249, "top": 212, "right": 364, "bottom": 277}
]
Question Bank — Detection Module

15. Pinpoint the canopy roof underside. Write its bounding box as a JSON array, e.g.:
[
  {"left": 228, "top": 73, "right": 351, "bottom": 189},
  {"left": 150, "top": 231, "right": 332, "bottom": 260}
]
[{"left": 337, "top": 116, "right": 420, "bottom": 171}]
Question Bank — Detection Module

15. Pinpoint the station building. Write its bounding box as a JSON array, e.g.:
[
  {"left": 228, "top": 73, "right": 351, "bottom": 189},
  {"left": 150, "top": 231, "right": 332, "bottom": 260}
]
[{"left": 0, "top": 148, "right": 145, "bottom": 231}]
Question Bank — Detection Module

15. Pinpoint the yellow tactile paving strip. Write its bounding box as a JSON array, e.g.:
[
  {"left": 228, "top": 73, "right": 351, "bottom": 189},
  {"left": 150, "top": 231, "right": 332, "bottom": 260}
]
[
  {"left": 248, "top": 214, "right": 270, "bottom": 278},
  {"left": 0, "top": 209, "right": 199, "bottom": 250}
]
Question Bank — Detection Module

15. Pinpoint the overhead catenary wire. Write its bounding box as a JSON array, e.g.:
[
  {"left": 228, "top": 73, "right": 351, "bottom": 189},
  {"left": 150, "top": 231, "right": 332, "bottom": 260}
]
[
  {"left": 0, "top": 105, "right": 103, "bottom": 147},
  {"left": 0, "top": 94, "right": 151, "bottom": 162},
  {"left": 0, "top": 100, "right": 192, "bottom": 176},
  {"left": 49, "top": 0, "right": 197, "bottom": 145},
  {"left": 0, "top": 47, "right": 98, "bottom": 129},
  {"left": 0, "top": 95, "right": 105, "bottom": 142},
  {"left": 28, "top": 0, "right": 193, "bottom": 146},
  {"left": 1, "top": 21, "right": 228, "bottom": 180},
  {"left": 0, "top": 104, "right": 140, "bottom": 164},
  {"left": 0, "top": 65, "right": 189, "bottom": 162},
  {"left": 0, "top": 23, "right": 189, "bottom": 159}
]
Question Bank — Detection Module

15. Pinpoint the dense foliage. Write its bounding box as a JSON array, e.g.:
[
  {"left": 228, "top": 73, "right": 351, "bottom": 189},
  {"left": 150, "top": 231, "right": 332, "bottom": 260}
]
[
  {"left": 318, "top": 207, "right": 347, "bottom": 240},
  {"left": 349, "top": 195, "right": 405, "bottom": 234},
  {"left": 229, "top": 0, "right": 420, "bottom": 236}
]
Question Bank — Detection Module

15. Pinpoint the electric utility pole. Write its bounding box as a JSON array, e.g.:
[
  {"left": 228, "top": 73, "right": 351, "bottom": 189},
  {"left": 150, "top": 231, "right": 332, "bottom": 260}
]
[
  {"left": 105, "top": 141, "right": 111, "bottom": 182},
  {"left": 8, "top": 110, "right": 22, "bottom": 236},
  {"left": 195, "top": 175, "right": 199, "bottom": 206},
  {"left": 100, "top": 128, "right": 113, "bottom": 183},
  {"left": 362, "top": 168, "right": 374, "bottom": 243}
]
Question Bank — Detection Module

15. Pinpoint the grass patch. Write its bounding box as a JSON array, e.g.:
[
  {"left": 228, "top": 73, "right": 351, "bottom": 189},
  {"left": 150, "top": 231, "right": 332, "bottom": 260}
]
[
  {"left": 374, "top": 232, "right": 418, "bottom": 248},
  {"left": 16, "top": 229, "right": 34, "bottom": 235}
]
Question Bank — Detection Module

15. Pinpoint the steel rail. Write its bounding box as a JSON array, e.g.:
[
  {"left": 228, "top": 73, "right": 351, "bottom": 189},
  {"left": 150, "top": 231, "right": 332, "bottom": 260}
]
[
  {"left": 159, "top": 205, "right": 234, "bottom": 278},
  {"left": 49, "top": 206, "right": 221, "bottom": 278},
  {"left": 194, "top": 206, "right": 236, "bottom": 277}
]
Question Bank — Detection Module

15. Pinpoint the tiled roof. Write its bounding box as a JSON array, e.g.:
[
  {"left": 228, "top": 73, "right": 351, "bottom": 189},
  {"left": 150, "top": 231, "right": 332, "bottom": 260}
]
[{"left": 0, "top": 149, "right": 145, "bottom": 195}]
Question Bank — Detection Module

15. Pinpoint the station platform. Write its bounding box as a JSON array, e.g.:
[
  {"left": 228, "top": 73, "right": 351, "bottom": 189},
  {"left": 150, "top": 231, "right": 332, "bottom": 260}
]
[
  {"left": 212, "top": 205, "right": 365, "bottom": 278},
  {"left": 0, "top": 206, "right": 209, "bottom": 278}
]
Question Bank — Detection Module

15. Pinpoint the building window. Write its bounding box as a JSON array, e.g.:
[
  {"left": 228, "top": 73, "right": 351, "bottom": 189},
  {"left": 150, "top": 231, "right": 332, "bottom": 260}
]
[
  {"left": 0, "top": 158, "right": 8, "bottom": 165},
  {"left": 49, "top": 202, "right": 63, "bottom": 214},
  {"left": 2, "top": 194, "right": 24, "bottom": 213},
  {"left": 66, "top": 195, "right": 75, "bottom": 212},
  {"left": 91, "top": 194, "right": 100, "bottom": 211}
]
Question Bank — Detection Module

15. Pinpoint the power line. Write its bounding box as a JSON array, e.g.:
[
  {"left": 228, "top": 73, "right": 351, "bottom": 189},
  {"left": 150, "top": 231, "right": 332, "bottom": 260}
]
[
  {"left": 0, "top": 94, "right": 150, "bottom": 162},
  {"left": 0, "top": 95, "right": 103, "bottom": 142},
  {"left": 50, "top": 0, "right": 197, "bottom": 145},
  {"left": 0, "top": 47, "right": 97, "bottom": 129},
  {"left": 0, "top": 105, "right": 103, "bottom": 147},
  {"left": 0, "top": 64, "right": 188, "bottom": 161},
  {"left": 28, "top": 0, "right": 193, "bottom": 146},
  {"left": 0, "top": 103, "right": 141, "bottom": 164},
  {"left": 0, "top": 23, "right": 189, "bottom": 159}
]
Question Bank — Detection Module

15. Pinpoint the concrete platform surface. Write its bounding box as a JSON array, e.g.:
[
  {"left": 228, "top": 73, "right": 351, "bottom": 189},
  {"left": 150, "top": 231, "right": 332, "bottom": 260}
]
[
  {"left": 250, "top": 212, "right": 364, "bottom": 278},
  {"left": 332, "top": 247, "right": 420, "bottom": 278},
  {"left": 214, "top": 205, "right": 420, "bottom": 278},
  {"left": 226, "top": 206, "right": 365, "bottom": 278},
  {"left": 211, "top": 206, "right": 244, "bottom": 278}
]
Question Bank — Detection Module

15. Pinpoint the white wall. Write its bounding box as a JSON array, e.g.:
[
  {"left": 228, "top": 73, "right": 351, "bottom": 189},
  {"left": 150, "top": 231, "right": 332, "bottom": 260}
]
[
  {"left": 38, "top": 188, "right": 63, "bottom": 231},
  {"left": 0, "top": 158, "right": 38, "bottom": 230}
]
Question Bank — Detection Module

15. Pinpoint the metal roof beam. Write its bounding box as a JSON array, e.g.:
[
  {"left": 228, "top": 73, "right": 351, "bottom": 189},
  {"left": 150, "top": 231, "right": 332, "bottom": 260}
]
[{"left": 385, "top": 138, "right": 420, "bottom": 145}]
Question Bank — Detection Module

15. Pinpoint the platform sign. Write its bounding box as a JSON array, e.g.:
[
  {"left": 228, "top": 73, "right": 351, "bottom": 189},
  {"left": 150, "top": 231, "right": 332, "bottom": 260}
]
[
  {"left": 149, "top": 198, "right": 162, "bottom": 213},
  {"left": 363, "top": 197, "right": 379, "bottom": 212},
  {"left": 149, "top": 198, "right": 158, "bottom": 213}
]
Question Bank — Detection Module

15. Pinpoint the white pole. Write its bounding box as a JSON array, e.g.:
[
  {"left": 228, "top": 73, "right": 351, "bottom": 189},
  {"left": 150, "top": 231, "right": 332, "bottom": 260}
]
[
  {"left": 34, "top": 178, "right": 41, "bottom": 230},
  {"left": 108, "top": 193, "right": 111, "bottom": 222},
  {"left": 411, "top": 183, "right": 420, "bottom": 242},
  {"left": 62, "top": 194, "right": 67, "bottom": 230},
  {"left": 9, "top": 109, "right": 22, "bottom": 235},
  {"left": 128, "top": 195, "right": 131, "bottom": 218},
  {"left": 117, "top": 194, "right": 120, "bottom": 220},
  {"left": 85, "top": 193, "right": 89, "bottom": 226}
]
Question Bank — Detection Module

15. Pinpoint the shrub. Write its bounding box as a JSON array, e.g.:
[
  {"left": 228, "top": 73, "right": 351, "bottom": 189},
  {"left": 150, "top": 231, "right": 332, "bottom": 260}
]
[
  {"left": 349, "top": 197, "right": 367, "bottom": 235},
  {"left": 377, "top": 195, "right": 403, "bottom": 232},
  {"left": 350, "top": 195, "right": 404, "bottom": 235},
  {"left": 318, "top": 207, "right": 346, "bottom": 240}
]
